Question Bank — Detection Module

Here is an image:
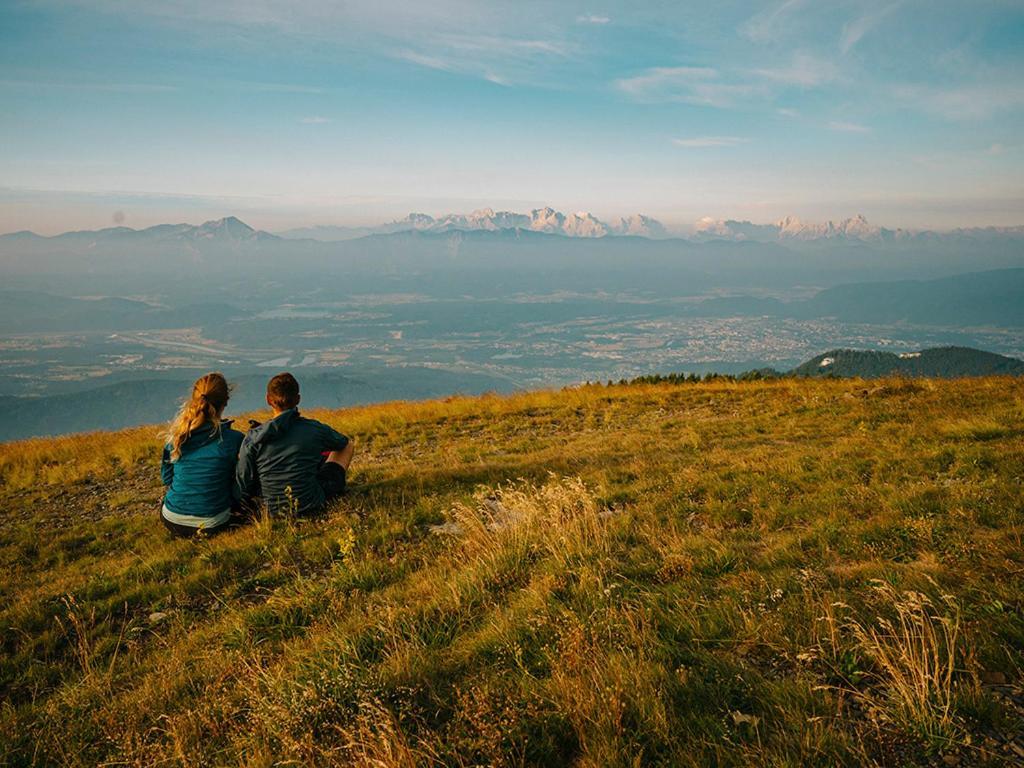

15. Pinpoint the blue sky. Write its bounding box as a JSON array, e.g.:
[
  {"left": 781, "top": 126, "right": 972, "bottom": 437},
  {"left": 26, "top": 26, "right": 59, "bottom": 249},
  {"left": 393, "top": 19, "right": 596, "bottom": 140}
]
[{"left": 1, "top": 0, "right": 1022, "bottom": 234}]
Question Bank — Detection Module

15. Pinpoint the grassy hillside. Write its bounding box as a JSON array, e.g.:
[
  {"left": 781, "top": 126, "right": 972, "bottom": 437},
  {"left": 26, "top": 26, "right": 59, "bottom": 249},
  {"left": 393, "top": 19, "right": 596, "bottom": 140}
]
[{"left": 1, "top": 378, "right": 1022, "bottom": 766}]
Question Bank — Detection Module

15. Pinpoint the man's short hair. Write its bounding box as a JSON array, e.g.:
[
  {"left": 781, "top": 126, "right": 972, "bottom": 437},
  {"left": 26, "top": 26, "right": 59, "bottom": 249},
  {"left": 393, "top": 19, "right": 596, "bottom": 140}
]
[{"left": 267, "top": 372, "right": 300, "bottom": 410}]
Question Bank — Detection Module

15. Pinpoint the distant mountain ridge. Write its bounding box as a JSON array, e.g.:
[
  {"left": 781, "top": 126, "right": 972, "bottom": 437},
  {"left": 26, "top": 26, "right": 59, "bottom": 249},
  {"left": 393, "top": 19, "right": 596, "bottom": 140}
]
[
  {"left": 279, "top": 211, "right": 1024, "bottom": 245},
  {"left": 792, "top": 346, "right": 1024, "bottom": 378},
  {"left": 2, "top": 216, "right": 279, "bottom": 245},
  {"left": 6, "top": 212, "right": 1024, "bottom": 246},
  {"left": 277, "top": 208, "right": 669, "bottom": 241},
  {"left": 694, "top": 214, "right": 1024, "bottom": 245}
]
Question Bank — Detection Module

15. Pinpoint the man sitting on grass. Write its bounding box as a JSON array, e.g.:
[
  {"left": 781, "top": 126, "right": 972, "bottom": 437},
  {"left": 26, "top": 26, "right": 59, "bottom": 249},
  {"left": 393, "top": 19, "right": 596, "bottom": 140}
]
[{"left": 236, "top": 372, "right": 354, "bottom": 516}]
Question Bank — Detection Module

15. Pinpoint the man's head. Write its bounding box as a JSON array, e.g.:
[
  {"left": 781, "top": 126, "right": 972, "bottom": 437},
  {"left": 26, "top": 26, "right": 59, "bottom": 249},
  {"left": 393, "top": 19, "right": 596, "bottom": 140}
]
[{"left": 267, "top": 372, "right": 300, "bottom": 413}]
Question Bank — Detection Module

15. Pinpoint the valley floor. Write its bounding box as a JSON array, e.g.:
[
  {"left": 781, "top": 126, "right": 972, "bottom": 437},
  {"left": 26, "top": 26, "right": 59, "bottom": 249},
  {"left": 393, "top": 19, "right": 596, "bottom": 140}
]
[{"left": 1, "top": 378, "right": 1022, "bottom": 766}]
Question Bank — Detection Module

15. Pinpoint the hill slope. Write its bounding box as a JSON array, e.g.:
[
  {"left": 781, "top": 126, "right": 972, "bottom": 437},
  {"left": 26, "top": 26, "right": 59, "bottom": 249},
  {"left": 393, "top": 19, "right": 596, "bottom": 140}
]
[
  {"left": 793, "top": 346, "right": 1024, "bottom": 378},
  {"left": 1, "top": 379, "right": 1022, "bottom": 766}
]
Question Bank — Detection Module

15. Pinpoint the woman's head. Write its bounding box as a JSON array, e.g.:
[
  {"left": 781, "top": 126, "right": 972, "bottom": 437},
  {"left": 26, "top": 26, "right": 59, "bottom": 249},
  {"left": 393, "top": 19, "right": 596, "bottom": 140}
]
[{"left": 167, "top": 372, "right": 231, "bottom": 461}]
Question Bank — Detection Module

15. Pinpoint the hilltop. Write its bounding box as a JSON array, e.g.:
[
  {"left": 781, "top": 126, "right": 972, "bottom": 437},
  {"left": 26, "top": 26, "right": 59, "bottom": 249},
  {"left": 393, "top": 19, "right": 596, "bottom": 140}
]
[
  {"left": 793, "top": 346, "right": 1024, "bottom": 379},
  {"left": 1, "top": 378, "right": 1023, "bottom": 766}
]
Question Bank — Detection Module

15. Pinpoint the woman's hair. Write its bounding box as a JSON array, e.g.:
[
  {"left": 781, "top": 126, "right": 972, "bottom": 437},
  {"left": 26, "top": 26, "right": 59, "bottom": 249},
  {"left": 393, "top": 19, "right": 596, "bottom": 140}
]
[{"left": 166, "top": 372, "right": 231, "bottom": 462}]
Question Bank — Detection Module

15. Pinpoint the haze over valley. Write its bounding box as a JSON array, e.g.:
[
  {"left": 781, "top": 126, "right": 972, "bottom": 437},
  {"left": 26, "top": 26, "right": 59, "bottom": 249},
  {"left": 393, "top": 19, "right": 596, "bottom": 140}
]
[
  {"left": 2, "top": 211, "right": 1022, "bottom": 440},
  {"left": 2, "top": 0, "right": 1023, "bottom": 442}
]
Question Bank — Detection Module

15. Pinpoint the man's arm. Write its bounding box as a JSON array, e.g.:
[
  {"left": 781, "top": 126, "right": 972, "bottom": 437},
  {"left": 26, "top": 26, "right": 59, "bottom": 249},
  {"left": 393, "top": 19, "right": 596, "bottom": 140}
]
[
  {"left": 234, "top": 436, "right": 260, "bottom": 503},
  {"left": 160, "top": 446, "right": 174, "bottom": 487},
  {"left": 318, "top": 422, "right": 350, "bottom": 452}
]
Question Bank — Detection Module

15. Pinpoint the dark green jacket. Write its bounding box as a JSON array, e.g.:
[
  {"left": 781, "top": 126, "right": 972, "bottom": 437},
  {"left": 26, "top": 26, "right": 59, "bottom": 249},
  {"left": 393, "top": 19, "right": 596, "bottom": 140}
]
[{"left": 235, "top": 408, "right": 349, "bottom": 514}]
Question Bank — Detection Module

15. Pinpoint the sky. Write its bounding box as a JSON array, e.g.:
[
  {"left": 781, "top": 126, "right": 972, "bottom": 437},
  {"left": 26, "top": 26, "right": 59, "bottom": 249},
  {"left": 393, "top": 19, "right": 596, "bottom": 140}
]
[{"left": 1, "top": 0, "right": 1023, "bottom": 235}]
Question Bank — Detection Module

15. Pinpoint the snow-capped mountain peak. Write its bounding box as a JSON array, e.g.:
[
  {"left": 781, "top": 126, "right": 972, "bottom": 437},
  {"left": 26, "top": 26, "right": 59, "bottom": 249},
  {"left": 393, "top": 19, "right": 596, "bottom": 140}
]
[
  {"left": 277, "top": 208, "right": 668, "bottom": 240},
  {"left": 612, "top": 214, "right": 669, "bottom": 238},
  {"left": 696, "top": 214, "right": 900, "bottom": 243},
  {"left": 562, "top": 211, "right": 609, "bottom": 238},
  {"left": 193, "top": 216, "right": 256, "bottom": 239},
  {"left": 527, "top": 207, "right": 565, "bottom": 233}
]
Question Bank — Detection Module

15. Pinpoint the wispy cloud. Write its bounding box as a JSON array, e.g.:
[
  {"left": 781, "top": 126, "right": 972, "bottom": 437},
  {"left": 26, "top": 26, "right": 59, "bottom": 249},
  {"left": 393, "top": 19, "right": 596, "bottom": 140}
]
[
  {"left": 753, "top": 53, "right": 838, "bottom": 87},
  {"left": 616, "top": 53, "right": 837, "bottom": 108},
  {"left": 615, "top": 66, "right": 716, "bottom": 93},
  {"left": 741, "top": 0, "right": 808, "bottom": 42},
  {"left": 614, "top": 67, "right": 761, "bottom": 108},
  {"left": 894, "top": 82, "right": 1024, "bottom": 121},
  {"left": 0, "top": 79, "right": 177, "bottom": 92},
  {"left": 577, "top": 14, "right": 610, "bottom": 24},
  {"left": 74, "top": 2, "right": 576, "bottom": 88},
  {"left": 442, "top": 35, "right": 571, "bottom": 58},
  {"left": 483, "top": 72, "right": 512, "bottom": 87},
  {"left": 299, "top": 116, "right": 331, "bottom": 124},
  {"left": 394, "top": 33, "right": 573, "bottom": 85},
  {"left": 0, "top": 78, "right": 329, "bottom": 95},
  {"left": 840, "top": 2, "right": 901, "bottom": 54},
  {"left": 828, "top": 120, "right": 871, "bottom": 133},
  {"left": 673, "top": 136, "right": 748, "bottom": 148},
  {"left": 396, "top": 49, "right": 456, "bottom": 72},
  {"left": 248, "top": 82, "right": 324, "bottom": 94}
]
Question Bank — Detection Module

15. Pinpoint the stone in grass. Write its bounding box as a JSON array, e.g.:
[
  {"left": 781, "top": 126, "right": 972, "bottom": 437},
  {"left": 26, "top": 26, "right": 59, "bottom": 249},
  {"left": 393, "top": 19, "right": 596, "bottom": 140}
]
[
  {"left": 148, "top": 611, "right": 170, "bottom": 625},
  {"left": 428, "top": 521, "right": 463, "bottom": 536}
]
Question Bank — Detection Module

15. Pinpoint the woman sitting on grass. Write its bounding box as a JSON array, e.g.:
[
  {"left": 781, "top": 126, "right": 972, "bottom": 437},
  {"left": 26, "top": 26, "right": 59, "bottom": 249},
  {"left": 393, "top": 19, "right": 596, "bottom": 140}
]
[{"left": 160, "top": 372, "right": 244, "bottom": 537}]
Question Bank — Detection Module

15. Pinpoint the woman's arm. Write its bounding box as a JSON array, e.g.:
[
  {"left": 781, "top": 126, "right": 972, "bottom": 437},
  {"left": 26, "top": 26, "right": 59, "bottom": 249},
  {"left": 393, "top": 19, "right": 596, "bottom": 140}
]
[{"left": 160, "top": 446, "right": 174, "bottom": 486}]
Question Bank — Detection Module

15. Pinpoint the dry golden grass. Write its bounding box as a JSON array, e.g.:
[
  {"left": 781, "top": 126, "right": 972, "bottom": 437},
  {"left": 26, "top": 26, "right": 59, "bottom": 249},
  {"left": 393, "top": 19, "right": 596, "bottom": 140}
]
[
  {"left": 1, "top": 376, "right": 1022, "bottom": 766},
  {"left": 847, "top": 580, "right": 965, "bottom": 742}
]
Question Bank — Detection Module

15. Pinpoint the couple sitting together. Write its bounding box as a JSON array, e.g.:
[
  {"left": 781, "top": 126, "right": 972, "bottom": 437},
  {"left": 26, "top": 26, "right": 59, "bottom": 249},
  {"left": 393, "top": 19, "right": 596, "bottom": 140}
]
[{"left": 160, "top": 371, "right": 355, "bottom": 537}]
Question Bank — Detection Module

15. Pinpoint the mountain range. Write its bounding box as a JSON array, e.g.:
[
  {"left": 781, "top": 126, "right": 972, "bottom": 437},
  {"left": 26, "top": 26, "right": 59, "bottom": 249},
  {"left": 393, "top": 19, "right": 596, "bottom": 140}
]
[
  {"left": 277, "top": 208, "right": 669, "bottom": 241},
  {"left": 693, "top": 214, "right": 1024, "bottom": 244},
  {"left": 3, "top": 215, "right": 1024, "bottom": 293},
  {"left": 4, "top": 215, "right": 277, "bottom": 245},
  {"left": 5, "top": 212, "right": 1024, "bottom": 247},
  {"left": 280, "top": 210, "right": 1024, "bottom": 245}
]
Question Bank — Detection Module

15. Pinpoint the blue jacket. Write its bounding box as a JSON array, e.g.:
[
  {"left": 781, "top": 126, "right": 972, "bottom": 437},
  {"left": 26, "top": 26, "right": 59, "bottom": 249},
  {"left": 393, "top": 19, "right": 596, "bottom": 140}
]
[
  {"left": 235, "top": 408, "right": 349, "bottom": 515},
  {"left": 161, "top": 420, "right": 244, "bottom": 517}
]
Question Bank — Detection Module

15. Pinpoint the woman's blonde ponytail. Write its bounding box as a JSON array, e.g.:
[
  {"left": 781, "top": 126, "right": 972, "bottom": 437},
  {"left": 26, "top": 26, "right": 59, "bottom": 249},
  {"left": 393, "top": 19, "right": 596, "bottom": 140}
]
[{"left": 166, "top": 373, "right": 231, "bottom": 461}]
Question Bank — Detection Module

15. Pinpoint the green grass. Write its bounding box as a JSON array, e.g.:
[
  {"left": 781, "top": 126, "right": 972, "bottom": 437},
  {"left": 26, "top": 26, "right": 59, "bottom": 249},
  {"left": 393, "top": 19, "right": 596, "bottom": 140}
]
[{"left": 1, "top": 377, "right": 1022, "bottom": 766}]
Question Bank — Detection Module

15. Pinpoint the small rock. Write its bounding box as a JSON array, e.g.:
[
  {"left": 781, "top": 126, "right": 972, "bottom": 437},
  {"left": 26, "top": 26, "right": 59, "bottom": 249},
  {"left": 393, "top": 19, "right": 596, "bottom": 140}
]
[
  {"left": 148, "top": 611, "right": 169, "bottom": 624},
  {"left": 941, "top": 754, "right": 958, "bottom": 766},
  {"left": 428, "top": 521, "right": 463, "bottom": 536}
]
